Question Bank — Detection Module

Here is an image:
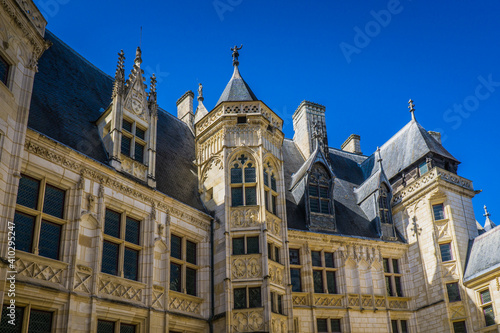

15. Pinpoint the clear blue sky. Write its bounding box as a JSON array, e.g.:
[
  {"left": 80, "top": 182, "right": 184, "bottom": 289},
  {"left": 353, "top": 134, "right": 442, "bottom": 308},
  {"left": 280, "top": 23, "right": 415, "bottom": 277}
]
[{"left": 36, "top": 0, "right": 499, "bottom": 226}]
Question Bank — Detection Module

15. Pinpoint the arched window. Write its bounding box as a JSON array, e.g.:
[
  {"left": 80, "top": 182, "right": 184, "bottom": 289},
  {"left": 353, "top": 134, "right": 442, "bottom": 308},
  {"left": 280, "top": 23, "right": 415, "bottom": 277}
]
[
  {"left": 231, "top": 154, "right": 257, "bottom": 207},
  {"left": 308, "top": 164, "right": 331, "bottom": 215},
  {"left": 263, "top": 162, "right": 278, "bottom": 215},
  {"left": 379, "top": 184, "right": 392, "bottom": 224}
]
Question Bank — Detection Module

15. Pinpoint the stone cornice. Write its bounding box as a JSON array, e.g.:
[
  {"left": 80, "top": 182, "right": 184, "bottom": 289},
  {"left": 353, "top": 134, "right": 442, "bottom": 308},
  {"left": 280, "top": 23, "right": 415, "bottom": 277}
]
[{"left": 24, "top": 131, "right": 211, "bottom": 231}]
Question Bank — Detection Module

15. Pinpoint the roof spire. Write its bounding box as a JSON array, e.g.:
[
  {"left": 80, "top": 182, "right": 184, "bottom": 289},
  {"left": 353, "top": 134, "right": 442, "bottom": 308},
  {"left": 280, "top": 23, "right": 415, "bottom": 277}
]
[
  {"left": 408, "top": 99, "right": 416, "bottom": 121},
  {"left": 231, "top": 44, "right": 243, "bottom": 67},
  {"left": 135, "top": 46, "right": 142, "bottom": 66},
  {"left": 483, "top": 205, "right": 497, "bottom": 231}
]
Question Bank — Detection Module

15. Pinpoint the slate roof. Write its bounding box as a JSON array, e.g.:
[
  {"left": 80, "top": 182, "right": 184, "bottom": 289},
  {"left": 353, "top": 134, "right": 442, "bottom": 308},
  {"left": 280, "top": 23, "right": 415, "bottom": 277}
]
[
  {"left": 464, "top": 226, "right": 500, "bottom": 282},
  {"left": 29, "top": 30, "right": 204, "bottom": 211},
  {"left": 215, "top": 66, "right": 258, "bottom": 106}
]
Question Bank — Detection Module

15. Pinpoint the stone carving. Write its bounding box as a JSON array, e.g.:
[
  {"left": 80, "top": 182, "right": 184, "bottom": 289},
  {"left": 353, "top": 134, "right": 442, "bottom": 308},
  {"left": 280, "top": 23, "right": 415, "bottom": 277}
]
[
  {"left": 74, "top": 270, "right": 92, "bottom": 293},
  {"left": 87, "top": 193, "right": 95, "bottom": 212},
  {"left": 232, "top": 256, "right": 261, "bottom": 279},
  {"left": 388, "top": 298, "right": 408, "bottom": 309},
  {"left": 442, "top": 262, "right": 458, "bottom": 280},
  {"left": 271, "top": 314, "right": 287, "bottom": 333},
  {"left": 15, "top": 256, "right": 66, "bottom": 287},
  {"left": 348, "top": 295, "right": 360, "bottom": 307},
  {"left": 266, "top": 215, "right": 281, "bottom": 237},
  {"left": 231, "top": 208, "right": 259, "bottom": 228},
  {"left": 361, "top": 295, "right": 373, "bottom": 307},
  {"left": 232, "top": 309, "right": 264, "bottom": 332},
  {"left": 314, "top": 294, "right": 343, "bottom": 307},
  {"left": 292, "top": 294, "right": 309, "bottom": 306},
  {"left": 374, "top": 296, "right": 386, "bottom": 308},
  {"left": 98, "top": 277, "right": 144, "bottom": 303},
  {"left": 169, "top": 294, "right": 202, "bottom": 314},
  {"left": 450, "top": 304, "right": 466, "bottom": 319},
  {"left": 268, "top": 261, "right": 284, "bottom": 285},
  {"left": 121, "top": 156, "right": 148, "bottom": 181},
  {"left": 435, "top": 220, "right": 450, "bottom": 239}
]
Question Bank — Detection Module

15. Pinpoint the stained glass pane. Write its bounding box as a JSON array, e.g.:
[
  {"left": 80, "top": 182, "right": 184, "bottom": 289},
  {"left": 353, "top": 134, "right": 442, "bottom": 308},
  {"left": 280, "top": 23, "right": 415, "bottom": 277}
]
[
  {"left": 313, "top": 270, "right": 323, "bottom": 293},
  {"left": 452, "top": 321, "right": 466, "bottom": 333},
  {"left": 43, "top": 184, "right": 65, "bottom": 218},
  {"left": 170, "top": 263, "right": 181, "bottom": 292},
  {"left": 231, "top": 187, "right": 243, "bottom": 207},
  {"left": 391, "top": 320, "right": 399, "bottom": 333},
  {"left": 0, "top": 55, "right": 9, "bottom": 85},
  {"left": 484, "top": 305, "right": 495, "bottom": 326},
  {"left": 327, "top": 271, "right": 337, "bottom": 294},
  {"left": 27, "top": 310, "right": 52, "bottom": 333},
  {"left": 271, "top": 174, "right": 277, "bottom": 191},
  {"left": 234, "top": 288, "right": 246, "bottom": 309},
  {"left": 289, "top": 249, "right": 300, "bottom": 265},
  {"left": 0, "top": 306, "right": 23, "bottom": 333},
  {"left": 433, "top": 204, "right": 445, "bottom": 220},
  {"left": 104, "top": 209, "right": 120, "bottom": 238},
  {"left": 331, "top": 319, "right": 341, "bottom": 332},
  {"left": 97, "top": 320, "right": 115, "bottom": 333},
  {"left": 231, "top": 167, "right": 242, "bottom": 184},
  {"left": 120, "top": 323, "right": 136, "bottom": 333},
  {"left": 244, "top": 166, "right": 256, "bottom": 183},
  {"left": 317, "top": 319, "right": 327, "bottom": 332},
  {"left": 186, "top": 241, "right": 197, "bottom": 265},
  {"left": 439, "top": 243, "right": 453, "bottom": 262},
  {"left": 392, "top": 259, "right": 400, "bottom": 273},
  {"left": 395, "top": 276, "right": 403, "bottom": 297},
  {"left": 121, "top": 135, "right": 131, "bottom": 156},
  {"left": 320, "top": 199, "right": 329, "bottom": 214},
  {"left": 310, "top": 198, "right": 320, "bottom": 213},
  {"left": 481, "top": 289, "right": 491, "bottom": 304},
  {"left": 122, "top": 119, "right": 132, "bottom": 132},
  {"left": 245, "top": 186, "right": 256, "bottom": 205},
  {"left": 171, "top": 235, "right": 181, "bottom": 259},
  {"left": 247, "top": 236, "right": 259, "bottom": 254},
  {"left": 135, "top": 127, "right": 145, "bottom": 140},
  {"left": 124, "top": 248, "right": 139, "bottom": 280},
  {"left": 290, "top": 268, "right": 301, "bottom": 292},
  {"left": 401, "top": 320, "right": 408, "bottom": 333},
  {"left": 248, "top": 287, "right": 261, "bottom": 308},
  {"left": 325, "top": 252, "right": 334, "bottom": 268},
  {"left": 125, "top": 217, "right": 140, "bottom": 245},
  {"left": 17, "top": 175, "right": 40, "bottom": 209},
  {"left": 263, "top": 170, "right": 269, "bottom": 187},
  {"left": 14, "top": 211, "right": 35, "bottom": 253},
  {"left": 39, "top": 221, "right": 61, "bottom": 260},
  {"left": 233, "top": 238, "right": 244, "bottom": 255},
  {"left": 309, "top": 184, "right": 318, "bottom": 197},
  {"left": 134, "top": 142, "right": 144, "bottom": 163},
  {"left": 101, "top": 241, "right": 119, "bottom": 276},
  {"left": 186, "top": 267, "right": 196, "bottom": 296},
  {"left": 312, "top": 251, "right": 321, "bottom": 267}
]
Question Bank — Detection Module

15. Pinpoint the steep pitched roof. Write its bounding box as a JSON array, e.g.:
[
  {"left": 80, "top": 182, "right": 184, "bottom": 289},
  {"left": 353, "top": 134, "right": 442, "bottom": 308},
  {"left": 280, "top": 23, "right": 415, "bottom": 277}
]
[
  {"left": 369, "top": 119, "right": 459, "bottom": 180},
  {"left": 464, "top": 225, "right": 500, "bottom": 282},
  {"left": 29, "top": 30, "right": 205, "bottom": 211},
  {"left": 216, "top": 66, "right": 258, "bottom": 106}
]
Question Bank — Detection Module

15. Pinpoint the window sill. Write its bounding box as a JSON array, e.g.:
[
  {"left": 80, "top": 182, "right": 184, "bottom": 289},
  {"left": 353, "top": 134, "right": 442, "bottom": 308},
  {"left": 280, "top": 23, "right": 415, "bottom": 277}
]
[{"left": 169, "top": 289, "right": 203, "bottom": 303}]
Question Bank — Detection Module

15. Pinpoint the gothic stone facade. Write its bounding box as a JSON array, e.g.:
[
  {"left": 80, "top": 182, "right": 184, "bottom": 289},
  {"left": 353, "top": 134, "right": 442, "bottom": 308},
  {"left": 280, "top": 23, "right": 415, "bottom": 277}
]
[{"left": 0, "top": 1, "right": 499, "bottom": 332}]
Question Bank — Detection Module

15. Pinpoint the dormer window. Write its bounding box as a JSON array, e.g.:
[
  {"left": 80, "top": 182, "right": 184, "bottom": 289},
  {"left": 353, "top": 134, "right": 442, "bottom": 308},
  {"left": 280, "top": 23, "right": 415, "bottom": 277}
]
[
  {"left": 121, "top": 118, "right": 146, "bottom": 164},
  {"left": 230, "top": 154, "right": 257, "bottom": 206},
  {"left": 309, "top": 164, "right": 331, "bottom": 214},
  {"left": 0, "top": 54, "right": 10, "bottom": 86},
  {"left": 263, "top": 163, "right": 278, "bottom": 215},
  {"left": 379, "top": 184, "right": 392, "bottom": 224},
  {"left": 419, "top": 161, "right": 428, "bottom": 176}
]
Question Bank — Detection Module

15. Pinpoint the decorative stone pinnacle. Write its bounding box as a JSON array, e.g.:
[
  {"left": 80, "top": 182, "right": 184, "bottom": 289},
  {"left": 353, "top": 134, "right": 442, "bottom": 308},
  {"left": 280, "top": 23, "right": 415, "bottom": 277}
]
[
  {"left": 231, "top": 44, "right": 243, "bottom": 66},
  {"left": 408, "top": 99, "right": 415, "bottom": 121},
  {"left": 484, "top": 205, "right": 491, "bottom": 218},
  {"left": 135, "top": 46, "right": 142, "bottom": 65},
  {"left": 376, "top": 147, "right": 383, "bottom": 163},
  {"left": 150, "top": 74, "right": 157, "bottom": 94},
  {"left": 198, "top": 83, "right": 204, "bottom": 102}
]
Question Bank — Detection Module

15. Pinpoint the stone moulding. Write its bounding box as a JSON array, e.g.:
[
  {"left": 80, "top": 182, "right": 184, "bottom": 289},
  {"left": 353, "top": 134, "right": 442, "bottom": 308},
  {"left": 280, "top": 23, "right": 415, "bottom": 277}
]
[
  {"left": 232, "top": 308, "right": 265, "bottom": 332},
  {"left": 230, "top": 206, "right": 260, "bottom": 229},
  {"left": 292, "top": 292, "right": 309, "bottom": 306},
  {"left": 266, "top": 211, "right": 282, "bottom": 238},
  {"left": 314, "top": 294, "right": 344, "bottom": 307},
  {"left": 24, "top": 136, "right": 210, "bottom": 231},
  {"left": 15, "top": 252, "right": 68, "bottom": 288},
  {"left": 231, "top": 254, "right": 262, "bottom": 280},
  {"left": 97, "top": 273, "right": 146, "bottom": 303},
  {"left": 268, "top": 260, "right": 285, "bottom": 286},
  {"left": 168, "top": 290, "right": 202, "bottom": 315}
]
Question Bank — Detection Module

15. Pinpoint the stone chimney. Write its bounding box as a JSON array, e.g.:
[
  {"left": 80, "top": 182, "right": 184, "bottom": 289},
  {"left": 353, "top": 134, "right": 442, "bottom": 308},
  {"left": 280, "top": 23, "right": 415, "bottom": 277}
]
[
  {"left": 428, "top": 131, "right": 441, "bottom": 144},
  {"left": 177, "top": 91, "right": 194, "bottom": 132},
  {"left": 292, "top": 100, "right": 328, "bottom": 159},
  {"left": 341, "top": 134, "right": 362, "bottom": 154}
]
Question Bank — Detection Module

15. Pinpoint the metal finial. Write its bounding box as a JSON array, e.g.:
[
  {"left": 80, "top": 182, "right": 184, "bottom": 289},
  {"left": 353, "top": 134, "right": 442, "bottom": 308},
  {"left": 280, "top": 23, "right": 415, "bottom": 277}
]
[
  {"left": 231, "top": 44, "right": 243, "bottom": 66},
  {"left": 408, "top": 99, "right": 415, "bottom": 121},
  {"left": 484, "top": 205, "right": 491, "bottom": 218}
]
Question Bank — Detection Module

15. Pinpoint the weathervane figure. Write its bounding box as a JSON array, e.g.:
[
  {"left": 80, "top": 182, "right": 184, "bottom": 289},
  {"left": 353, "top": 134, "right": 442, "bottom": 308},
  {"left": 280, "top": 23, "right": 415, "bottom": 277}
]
[{"left": 231, "top": 44, "right": 243, "bottom": 66}]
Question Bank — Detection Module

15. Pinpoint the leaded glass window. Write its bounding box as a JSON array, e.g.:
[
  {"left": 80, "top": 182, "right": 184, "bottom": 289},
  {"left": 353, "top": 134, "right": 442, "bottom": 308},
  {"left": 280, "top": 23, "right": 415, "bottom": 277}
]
[
  {"left": 231, "top": 155, "right": 258, "bottom": 207},
  {"left": 384, "top": 257, "right": 403, "bottom": 297},
  {"left": 433, "top": 204, "right": 445, "bottom": 220},
  {"left": 27, "top": 310, "right": 52, "bottom": 333},
  {"left": 379, "top": 184, "right": 392, "bottom": 224},
  {"left": 309, "top": 164, "right": 331, "bottom": 214},
  {"left": 233, "top": 236, "right": 259, "bottom": 255},
  {"left": 233, "top": 287, "right": 261, "bottom": 309},
  {"left": 43, "top": 184, "right": 65, "bottom": 218},
  {"left": 480, "top": 288, "right": 495, "bottom": 326},
  {"left": 452, "top": 321, "right": 467, "bottom": 333},
  {"left": 0, "top": 55, "right": 9, "bottom": 86},
  {"left": 234, "top": 288, "right": 246, "bottom": 309},
  {"left": 439, "top": 243, "right": 453, "bottom": 262},
  {"left": 170, "top": 263, "right": 182, "bottom": 292},
  {"left": 0, "top": 305, "right": 23, "bottom": 333},
  {"left": 121, "top": 118, "right": 147, "bottom": 165},
  {"left": 102, "top": 241, "right": 119, "bottom": 276},
  {"left": 38, "top": 221, "right": 61, "bottom": 260},
  {"left": 124, "top": 248, "right": 139, "bottom": 280},
  {"left": 317, "top": 319, "right": 328, "bottom": 332},
  {"left": 17, "top": 175, "right": 40, "bottom": 209},
  {"left": 170, "top": 234, "right": 199, "bottom": 296},
  {"left": 446, "top": 282, "right": 461, "bottom": 302}
]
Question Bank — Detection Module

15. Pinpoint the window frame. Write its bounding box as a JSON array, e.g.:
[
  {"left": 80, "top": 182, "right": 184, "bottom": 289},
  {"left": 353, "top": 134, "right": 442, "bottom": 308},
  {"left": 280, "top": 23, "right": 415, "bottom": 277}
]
[
  {"left": 121, "top": 117, "right": 147, "bottom": 164},
  {"left": 263, "top": 162, "right": 279, "bottom": 216},
  {"left": 233, "top": 286, "right": 262, "bottom": 309},
  {"left": 452, "top": 320, "right": 467, "bottom": 333},
  {"left": 391, "top": 319, "right": 409, "bottom": 333},
  {"left": 432, "top": 203, "right": 446, "bottom": 221},
  {"left": 97, "top": 318, "right": 138, "bottom": 333},
  {"left": 384, "top": 258, "right": 403, "bottom": 297},
  {"left": 308, "top": 164, "right": 332, "bottom": 215},
  {"left": 169, "top": 233, "right": 199, "bottom": 296},
  {"left": 316, "top": 318, "right": 342, "bottom": 333},
  {"left": 0, "top": 53, "right": 11, "bottom": 87},
  {"left": 289, "top": 248, "right": 302, "bottom": 292},
  {"left": 14, "top": 174, "right": 67, "bottom": 260},
  {"left": 270, "top": 291, "right": 284, "bottom": 315},
  {"left": 230, "top": 154, "right": 258, "bottom": 207},
  {"left": 379, "top": 184, "right": 392, "bottom": 224},
  {"left": 0, "top": 305, "right": 54, "bottom": 333},
  {"left": 311, "top": 250, "right": 338, "bottom": 294},
  {"left": 439, "top": 242, "right": 454, "bottom": 262},
  {"left": 446, "top": 282, "right": 462, "bottom": 303},
  {"left": 268, "top": 242, "right": 281, "bottom": 264},
  {"left": 102, "top": 208, "right": 142, "bottom": 281},
  {"left": 478, "top": 287, "right": 496, "bottom": 327},
  {"left": 232, "top": 235, "right": 260, "bottom": 255}
]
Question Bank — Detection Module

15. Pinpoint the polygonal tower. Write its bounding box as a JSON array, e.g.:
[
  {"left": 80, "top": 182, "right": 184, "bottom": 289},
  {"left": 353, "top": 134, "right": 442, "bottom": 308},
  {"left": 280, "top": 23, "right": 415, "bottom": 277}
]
[{"left": 194, "top": 46, "right": 291, "bottom": 332}]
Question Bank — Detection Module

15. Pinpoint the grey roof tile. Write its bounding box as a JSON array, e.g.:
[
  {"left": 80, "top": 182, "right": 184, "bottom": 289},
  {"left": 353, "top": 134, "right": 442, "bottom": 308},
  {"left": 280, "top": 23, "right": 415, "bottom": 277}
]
[
  {"left": 464, "top": 226, "right": 500, "bottom": 282},
  {"left": 216, "top": 66, "right": 258, "bottom": 106}
]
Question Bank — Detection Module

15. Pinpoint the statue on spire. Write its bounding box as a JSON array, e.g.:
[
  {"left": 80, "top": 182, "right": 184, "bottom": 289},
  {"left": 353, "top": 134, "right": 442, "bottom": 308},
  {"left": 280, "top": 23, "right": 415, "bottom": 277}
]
[
  {"left": 231, "top": 44, "right": 243, "bottom": 66},
  {"left": 198, "top": 83, "right": 204, "bottom": 102},
  {"left": 408, "top": 99, "right": 415, "bottom": 121}
]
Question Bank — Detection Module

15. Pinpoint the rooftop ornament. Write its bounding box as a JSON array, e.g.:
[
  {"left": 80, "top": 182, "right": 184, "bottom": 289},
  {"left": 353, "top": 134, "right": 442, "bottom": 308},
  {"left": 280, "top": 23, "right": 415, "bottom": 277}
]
[
  {"left": 231, "top": 44, "right": 243, "bottom": 66},
  {"left": 408, "top": 99, "right": 416, "bottom": 121}
]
